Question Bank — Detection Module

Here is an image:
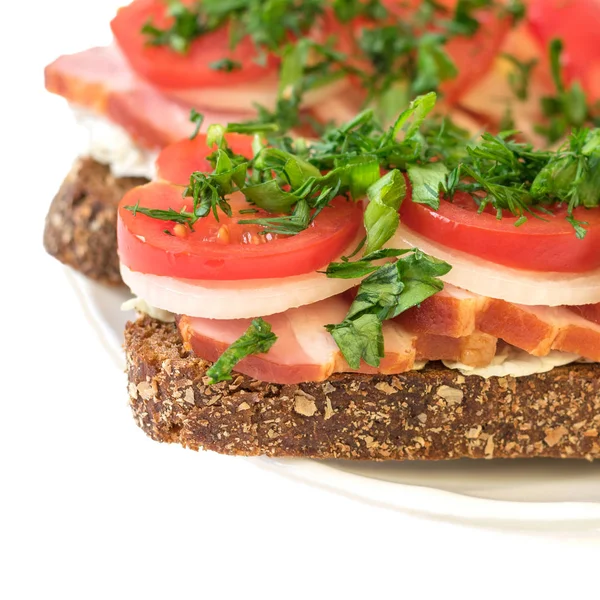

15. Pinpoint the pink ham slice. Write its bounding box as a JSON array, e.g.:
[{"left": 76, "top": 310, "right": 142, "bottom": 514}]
[
  {"left": 570, "top": 304, "right": 600, "bottom": 326},
  {"left": 399, "top": 283, "right": 600, "bottom": 362},
  {"left": 177, "top": 295, "right": 411, "bottom": 384},
  {"left": 45, "top": 46, "right": 254, "bottom": 149},
  {"left": 415, "top": 332, "right": 497, "bottom": 368},
  {"left": 396, "top": 285, "right": 486, "bottom": 338},
  {"left": 476, "top": 301, "right": 600, "bottom": 361},
  {"left": 177, "top": 294, "right": 502, "bottom": 384},
  {"left": 179, "top": 296, "right": 418, "bottom": 384}
]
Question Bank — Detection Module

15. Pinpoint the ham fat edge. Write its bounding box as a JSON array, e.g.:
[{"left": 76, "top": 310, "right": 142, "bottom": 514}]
[
  {"left": 44, "top": 45, "right": 355, "bottom": 150},
  {"left": 44, "top": 46, "right": 255, "bottom": 149}
]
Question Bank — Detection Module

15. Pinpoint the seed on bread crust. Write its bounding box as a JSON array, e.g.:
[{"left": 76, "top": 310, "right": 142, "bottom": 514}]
[
  {"left": 125, "top": 316, "right": 600, "bottom": 460},
  {"left": 43, "top": 157, "right": 148, "bottom": 285}
]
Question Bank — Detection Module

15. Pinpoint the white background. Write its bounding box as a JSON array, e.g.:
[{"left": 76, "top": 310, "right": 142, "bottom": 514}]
[{"left": 2, "top": 1, "right": 600, "bottom": 598}]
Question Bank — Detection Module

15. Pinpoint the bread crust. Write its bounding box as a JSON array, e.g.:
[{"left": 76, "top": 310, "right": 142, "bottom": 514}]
[
  {"left": 125, "top": 316, "right": 600, "bottom": 460},
  {"left": 43, "top": 158, "right": 148, "bottom": 285}
]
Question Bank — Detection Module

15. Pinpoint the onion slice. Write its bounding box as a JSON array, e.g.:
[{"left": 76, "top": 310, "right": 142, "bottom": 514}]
[
  {"left": 390, "top": 224, "right": 600, "bottom": 306},
  {"left": 121, "top": 265, "right": 361, "bottom": 319}
]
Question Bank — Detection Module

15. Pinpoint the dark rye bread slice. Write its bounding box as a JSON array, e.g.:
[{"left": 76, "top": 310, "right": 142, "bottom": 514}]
[
  {"left": 125, "top": 316, "right": 600, "bottom": 460},
  {"left": 44, "top": 157, "right": 148, "bottom": 285}
]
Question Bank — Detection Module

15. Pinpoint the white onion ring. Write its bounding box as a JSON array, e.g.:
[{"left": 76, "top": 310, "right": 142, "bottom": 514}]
[
  {"left": 163, "top": 78, "right": 350, "bottom": 113},
  {"left": 390, "top": 224, "right": 600, "bottom": 306},
  {"left": 121, "top": 265, "right": 361, "bottom": 319}
]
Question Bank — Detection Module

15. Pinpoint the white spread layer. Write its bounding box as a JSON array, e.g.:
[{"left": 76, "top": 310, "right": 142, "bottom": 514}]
[
  {"left": 124, "top": 296, "right": 582, "bottom": 378},
  {"left": 443, "top": 347, "right": 580, "bottom": 378},
  {"left": 72, "top": 107, "right": 158, "bottom": 179},
  {"left": 121, "top": 297, "right": 175, "bottom": 323}
]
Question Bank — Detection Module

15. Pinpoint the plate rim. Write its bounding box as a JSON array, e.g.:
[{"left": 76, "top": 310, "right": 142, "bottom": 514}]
[{"left": 64, "top": 268, "right": 600, "bottom": 525}]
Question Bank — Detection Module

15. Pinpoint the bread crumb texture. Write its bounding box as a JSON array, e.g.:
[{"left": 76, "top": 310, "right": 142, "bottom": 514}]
[
  {"left": 43, "top": 158, "right": 147, "bottom": 285},
  {"left": 125, "top": 317, "right": 600, "bottom": 460}
]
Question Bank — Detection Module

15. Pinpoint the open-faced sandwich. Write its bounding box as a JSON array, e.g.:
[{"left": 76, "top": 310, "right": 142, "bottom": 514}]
[
  {"left": 43, "top": 0, "right": 518, "bottom": 285},
  {"left": 120, "top": 88, "right": 600, "bottom": 460}
]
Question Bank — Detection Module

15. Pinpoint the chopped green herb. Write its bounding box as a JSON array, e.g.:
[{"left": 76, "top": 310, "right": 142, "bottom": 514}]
[
  {"left": 142, "top": 0, "right": 325, "bottom": 55},
  {"left": 189, "top": 108, "right": 204, "bottom": 140},
  {"left": 535, "top": 39, "right": 599, "bottom": 144},
  {"left": 326, "top": 248, "right": 411, "bottom": 279},
  {"left": 326, "top": 250, "right": 451, "bottom": 368},
  {"left": 502, "top": 53, "right": 537, "bottom": 101},
  {"left": 407, "top": 162, "right": 448, "bottom": 210},
  {"left": 363, "top": 170, "right": 406, "bottom": 255},
  {"left": 206, "top": 318, "right": 278, "bottom": 383},
  {"left": 444, "top": 126, "right": 600, "bottom": 236},
  {"left": 142, "top": 1, "right": 207, "bottom": 54},
  {"left": 352, "top": 0, "right": 524, "bottom": 107},
  {"left": 209, "top": 58, "right": 242, "bottom": 72}
]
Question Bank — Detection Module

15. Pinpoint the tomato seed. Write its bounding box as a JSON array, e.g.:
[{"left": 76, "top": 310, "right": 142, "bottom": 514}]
[
  {"left": 173, "top": 224, "right": 188, "bottom": 238},
  {"left": 217, "top": 225, "right": 230, "bottom": 244}
]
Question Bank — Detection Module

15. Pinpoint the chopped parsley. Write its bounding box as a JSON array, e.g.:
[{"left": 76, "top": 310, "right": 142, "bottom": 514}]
[
  {"left": 189, "top": 108, "right": 204, "bottom": 140},
  {"left": 502, "top": 53, "right": 538, "bottom": 101},
  {"left": 535, "top": 39, "right": 600, "bottom": 144},
  {"left": 142, "top": 0, "right": 325, "bottom": 55},
  {"left": 206, "top": 318, "right": 277, "bottom": 383},
  {"left": 350, "top": 0, "right": 525, "bottom": 117},
  {"left": 141, "top": 0, "right": 525, "bottom": 126},
  {"left": 209, "top": 58, "right": 242, "bottom": 72},
  {"left": 142, "top": 1, "right": 209, "bottom": 54},
  {"left": 443, "top": 127, "right": 600, "bottom": 236},
  {"left": 325, "top": 249, "right": 452, "bottom": 368}
]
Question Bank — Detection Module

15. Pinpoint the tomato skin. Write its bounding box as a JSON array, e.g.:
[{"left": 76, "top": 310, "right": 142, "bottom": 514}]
[
  {"left": 527, "top": 0, "right": 600, "bottom": 101},
  {"left": 400, "top": 190, "right": 600, "bottom": 273},
  {"left": 351, "top": 0, "right": 510, "bottom": 104},
  {"left": 111, "top": 0, "right": 277, "bottom": 89},
  {"left": 118, "top": 183, "right": 363, "bottom": 280},
  {"left": 156, "top": 133, "right": 254, "bottom": 185},
  {"left": 440, "top": 9, "right": 509, "bottom": 104}
]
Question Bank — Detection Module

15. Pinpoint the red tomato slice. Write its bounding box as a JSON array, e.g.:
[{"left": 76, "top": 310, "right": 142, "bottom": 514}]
[
  {"left": 441, "top": 8, "right": 509, "bottom": 104},
  {"left": 156, "top": 133, "right": 254, "bottom": 185},
  {"left": 400, "top": 190, "right": 600, "bottom": 273},
  {"left": 111, "top": 0, "right": 277, "bottom": 89},
  {"left": 527, "top": 0, "right": 600, "bottom": 102},
  {"left": 352, "top": 0, "right": 509, "bottom": 104},
  {"left": 118, "top": 183, "right": 363, "bottom": 280}
]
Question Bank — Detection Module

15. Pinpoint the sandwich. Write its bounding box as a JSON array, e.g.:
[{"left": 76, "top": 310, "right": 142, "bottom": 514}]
[
  {"left": 120, "top": 90, "right": 600, "bottom": 461},
  {"left": 43, "top": 0, "right": 517, "bottom": 285},
  {"left": 43, "top": 0, "right": 357, "bottom": 283}
]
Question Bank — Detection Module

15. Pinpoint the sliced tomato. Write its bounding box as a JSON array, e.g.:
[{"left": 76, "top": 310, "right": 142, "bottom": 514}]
[
  {"left": 156, "top": 133, "right": 254, "bottom": 185},
  {"left": 527, "top": 0, "right": 600, "bottom": 102},
  {"left": 400, "top": 190, "right": 600, "bottom": 273},
  {"left": 118, "top": 183, "right": 363, "bottom": 280},
  {"left": 351, "top": 0, "right": 509, "bottom": 104},
  {"left": 440, "top": 8, "right": 509, "bottom": 104},
  {"left": 111, "top": 0, "right": 277, "bottom": 89}
]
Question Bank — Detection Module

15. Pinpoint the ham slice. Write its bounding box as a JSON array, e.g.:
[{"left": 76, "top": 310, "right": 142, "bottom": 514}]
[
  {"left": 178, "top": 295, "right": 371, "bottom": 384},
  {"left": 45, "top": 46, "right": 254, "bottom": 149},
  {"left": 475, "top": 301, "right": 600, "bottom": 361},
  {"left": 415, "top": 332, "right": 497, "bottom": 367},
  {"left": 570, "top": 304, "right": 600, "bottom": 326},
  {"left": 178, "top": 294, "right": 503, "bottom": 384},
  {"left": 398, "top": 283, "right": 600, "bottom": 362},
  {"left": 45, "top": 45, "right": 356, "bottom": 150},
  {"left": 177, "top": 278, "right": 600, "bottom": 383},
  {"left": 396, "top": 285, "right": 485, "bottom": 337}
]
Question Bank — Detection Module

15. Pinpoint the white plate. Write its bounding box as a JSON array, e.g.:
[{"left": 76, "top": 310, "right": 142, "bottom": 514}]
[{"left": 66, "top": 269, "right": 600, "bottom": 527}]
